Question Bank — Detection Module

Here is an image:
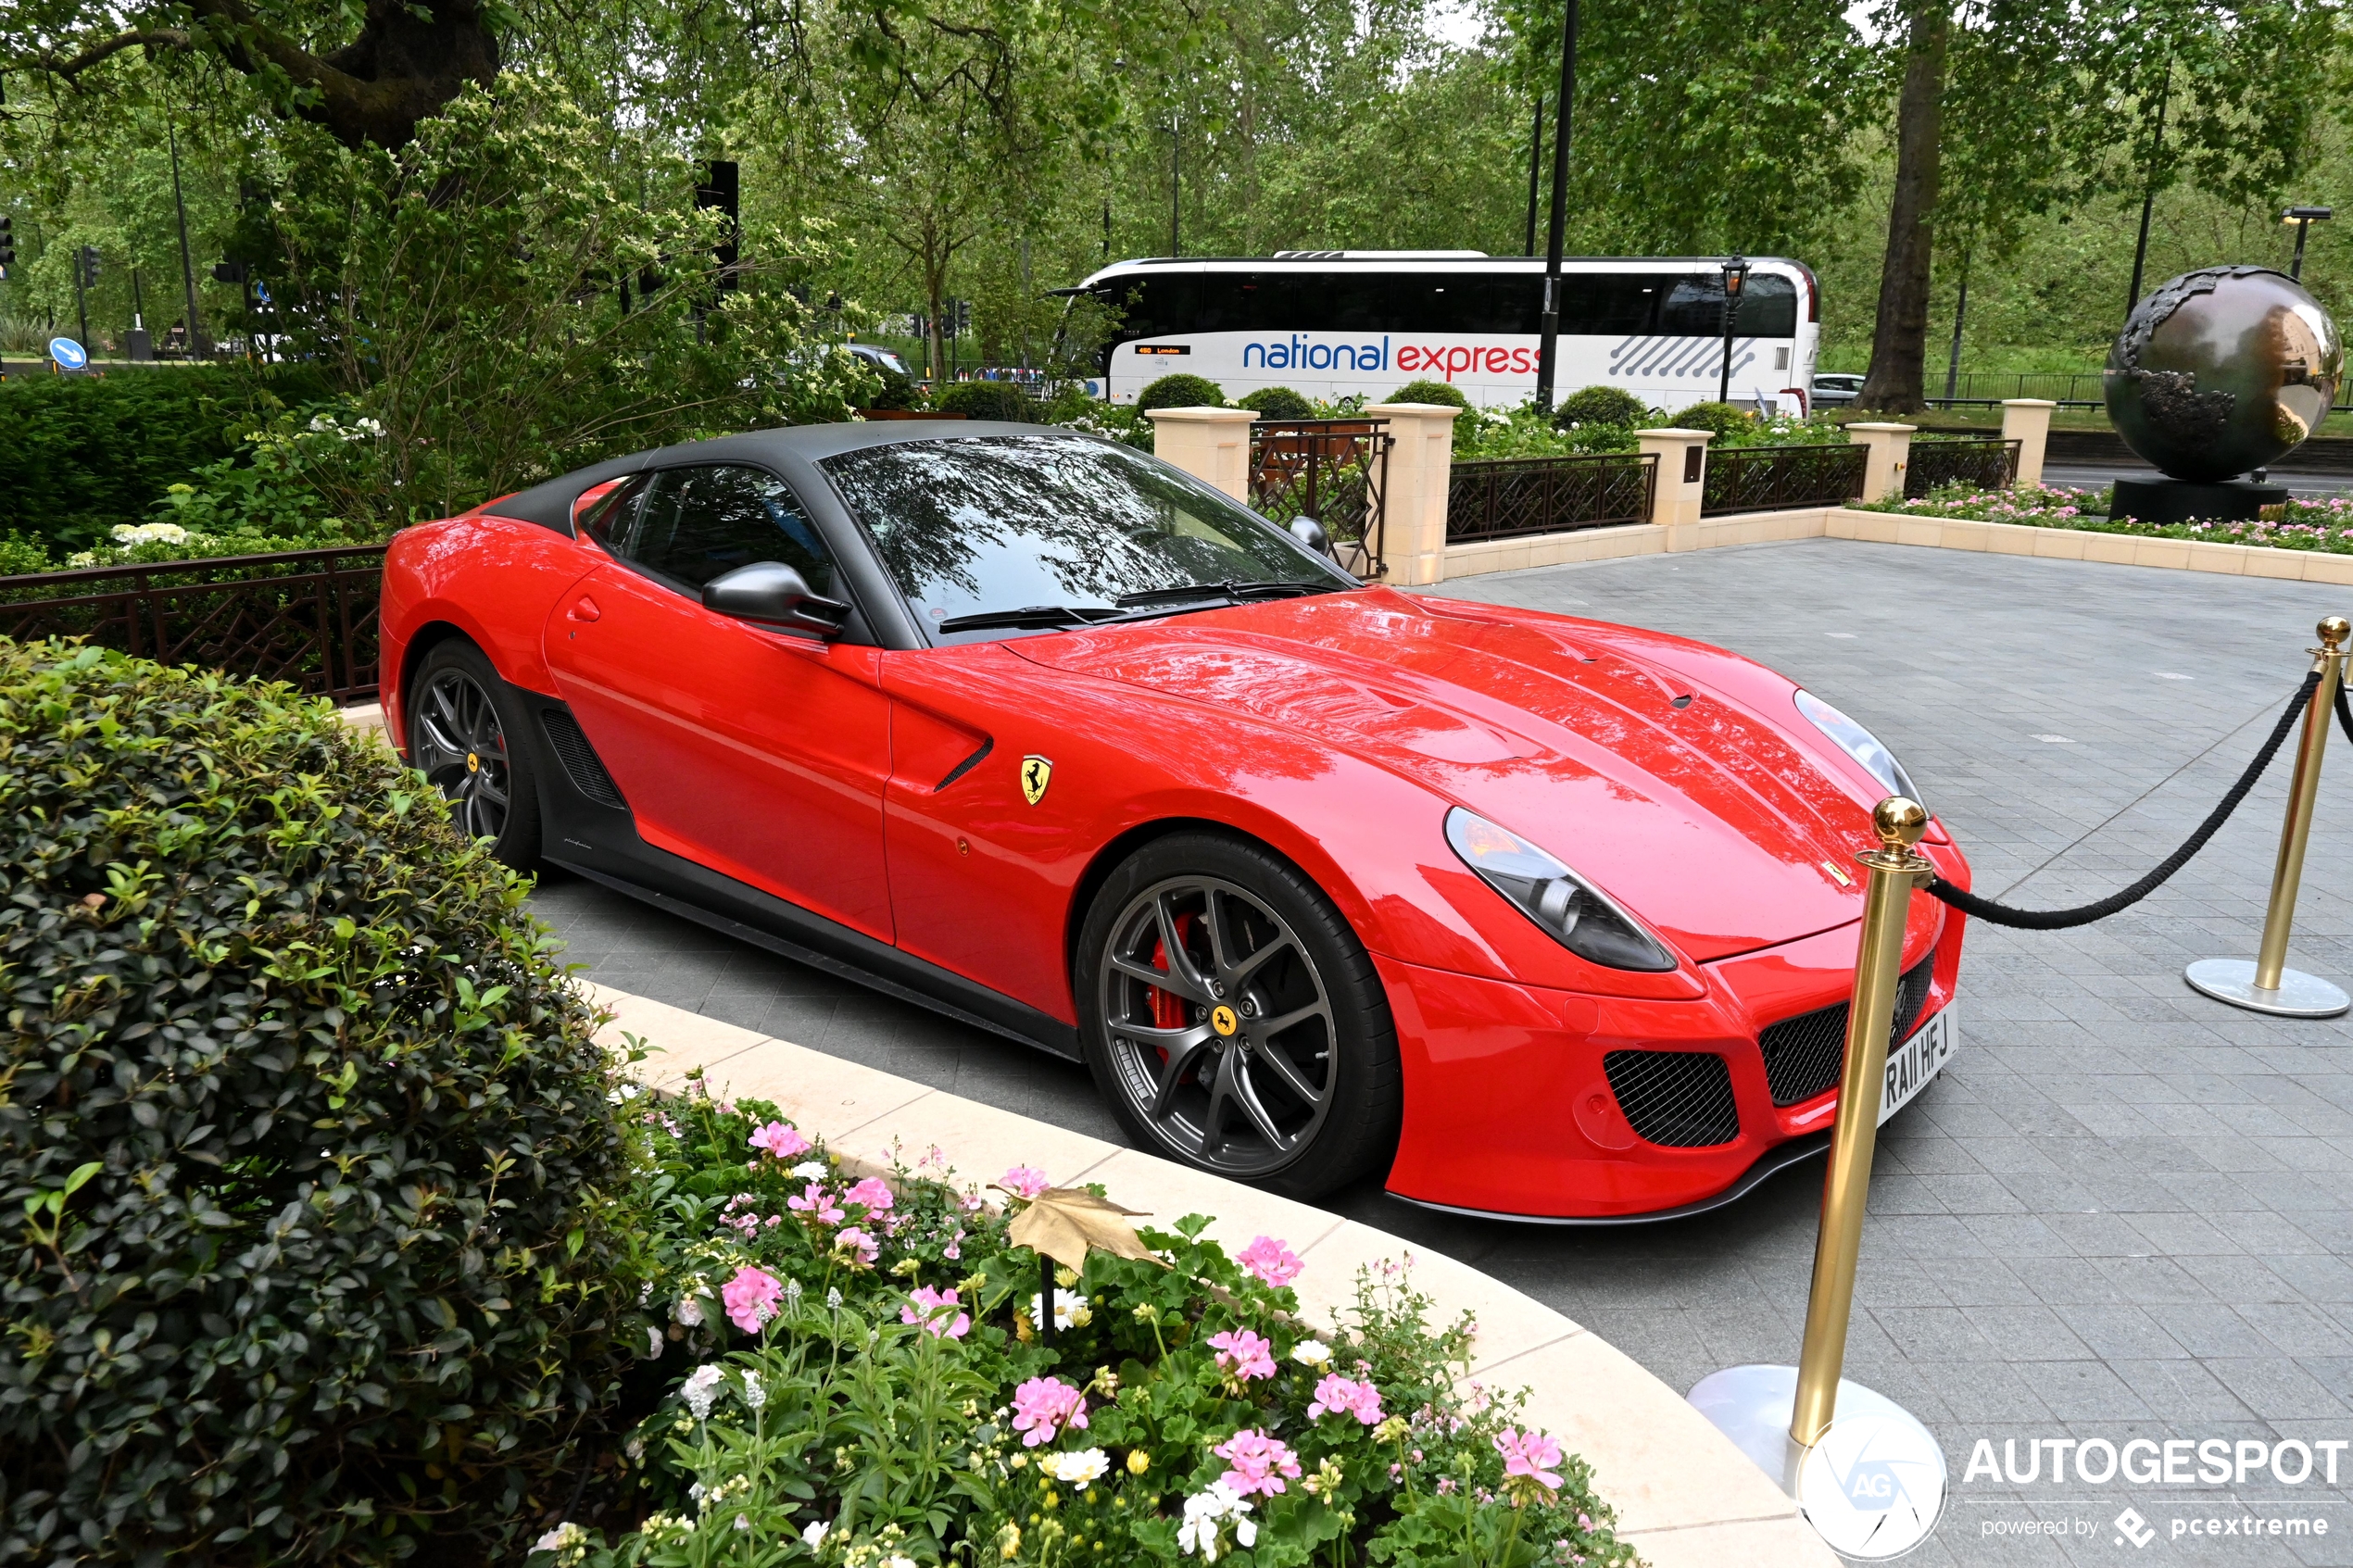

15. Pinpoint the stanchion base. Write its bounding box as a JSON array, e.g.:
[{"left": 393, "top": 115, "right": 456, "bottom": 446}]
[
  {"left": 1689, "top": 1365, "right": 1947, "bottom": 1556},
  {"left": 2184, "top": 960, "right": 2349, "bottom": 1018}
]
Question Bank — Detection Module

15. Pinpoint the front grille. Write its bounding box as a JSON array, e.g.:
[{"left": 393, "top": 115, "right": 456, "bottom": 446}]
[
  {"left": 540, "top": 709, "right": 628, "bottom": 810},
  {"left": 1603, "top": 1050, "right": 1741, "bottom": 1148},
  {"left": 1757, "top": 959, "right": 1936, "bottom": 1108}
]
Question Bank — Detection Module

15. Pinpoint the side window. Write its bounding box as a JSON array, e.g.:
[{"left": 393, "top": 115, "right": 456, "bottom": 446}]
[
  {"left": 607, "top": 464, "right": 840, "bottom": 597},
  {"left": 578, "top": 473, "right": 649, "bottom": 547}
]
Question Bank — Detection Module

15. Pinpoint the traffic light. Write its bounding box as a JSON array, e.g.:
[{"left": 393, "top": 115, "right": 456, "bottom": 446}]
[
  {"left": 212, "top": 260, "right": 249, "bottom": 284},
  {"left": 78, "top": 245, "right": 100, "bottom": 287},
  {"left": 911, "top": 311, "right": 929, "bottom": 339},
  {"left": 950, "top": 298, "right": 972, "bottom": 337},
  {"left": 0, "top": 216, "right": 15, "bottom": 273}
]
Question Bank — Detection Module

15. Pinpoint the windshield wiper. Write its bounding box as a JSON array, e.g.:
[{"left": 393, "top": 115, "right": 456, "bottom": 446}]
[
  {"left": 1114, "top": 579, "right": 1336, "bottom": 609},
  {"left": 935, "top": 605, "right": 1122, "bottom": 634}
]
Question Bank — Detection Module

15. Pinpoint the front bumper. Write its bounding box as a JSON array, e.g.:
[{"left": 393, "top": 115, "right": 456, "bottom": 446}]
[{"left": 1377, "top": 899, "right": 1966, "bottom": 1221}]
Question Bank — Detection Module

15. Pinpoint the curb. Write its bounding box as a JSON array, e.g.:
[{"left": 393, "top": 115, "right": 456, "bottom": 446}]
[
  {"left": 588, "top": 981, "right": 1836, "bottom": 1568},
  {"left": 1440, "top": 505, "right": 2353, "bottom": 583}
]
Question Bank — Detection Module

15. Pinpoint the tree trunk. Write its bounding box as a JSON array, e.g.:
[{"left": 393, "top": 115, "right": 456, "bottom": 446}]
[{"left": 1858, "top": 0, "right": 1949, "bottom": 413}]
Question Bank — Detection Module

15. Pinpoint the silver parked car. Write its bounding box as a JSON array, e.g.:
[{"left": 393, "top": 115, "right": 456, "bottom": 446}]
[{"left": 1811, "top": 372, "right": 1865, "bottom": 407}]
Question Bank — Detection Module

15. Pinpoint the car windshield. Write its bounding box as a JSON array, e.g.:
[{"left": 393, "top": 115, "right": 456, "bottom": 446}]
[{"left": 820, "top": 433, "right": 1355, "bottom": 643}]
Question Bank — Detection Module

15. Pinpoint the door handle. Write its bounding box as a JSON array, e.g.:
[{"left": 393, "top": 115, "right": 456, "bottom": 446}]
[{"left": 569, "top": 596, "right": 601, "bottom": 622}]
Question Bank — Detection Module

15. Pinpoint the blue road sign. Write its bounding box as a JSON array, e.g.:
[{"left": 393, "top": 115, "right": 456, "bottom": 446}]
[{"left": 49, "top": 337, "right": 88, "bottom": 370}]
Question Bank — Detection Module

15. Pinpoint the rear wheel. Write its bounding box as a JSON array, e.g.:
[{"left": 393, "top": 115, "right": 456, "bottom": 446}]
[
  {"left": 406, "top": 640, "right": 541, "bottom": 870},
  {"left": 1076, "top": 832, "right": 1400, "bottom": 1198}
]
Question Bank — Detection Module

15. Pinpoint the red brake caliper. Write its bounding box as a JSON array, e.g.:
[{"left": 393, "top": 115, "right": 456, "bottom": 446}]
[{"left": 1146, "top": 914, "right": 1198, "bottom": 1057}]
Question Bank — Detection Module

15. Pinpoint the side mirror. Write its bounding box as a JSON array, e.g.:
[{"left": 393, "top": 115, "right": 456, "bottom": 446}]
[
  {"left": 1288, "top": 515, "right": 1332, "bottom": 557},
  {"left": 703, "top": 561, "right": 850, "bottom": 638}
]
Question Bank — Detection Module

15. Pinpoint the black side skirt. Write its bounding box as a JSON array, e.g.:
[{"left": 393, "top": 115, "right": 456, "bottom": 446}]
[{"left": 514, "top": 687, "right": 1082, "bottom": 1061}]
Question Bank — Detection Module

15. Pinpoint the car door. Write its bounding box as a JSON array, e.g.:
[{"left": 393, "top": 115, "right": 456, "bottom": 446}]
[{"left": 545, "top": 461, "right": 895, "bottom": 941}]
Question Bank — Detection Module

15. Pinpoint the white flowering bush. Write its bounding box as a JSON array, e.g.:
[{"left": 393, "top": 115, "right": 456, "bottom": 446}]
[
  {"left": 1870, "top": 481, "right": 2353, "bottom": 553},
  {"left": 532, "top": 1079, "right": 1629, "bottom": 1567}
]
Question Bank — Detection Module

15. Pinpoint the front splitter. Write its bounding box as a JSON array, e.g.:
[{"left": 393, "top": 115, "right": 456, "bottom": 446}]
[{"left": 1387, "top": 1130, "right": 1831, "bottom": 1226}]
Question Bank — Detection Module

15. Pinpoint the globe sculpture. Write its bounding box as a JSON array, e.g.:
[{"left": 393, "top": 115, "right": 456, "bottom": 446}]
[{"left": 2105, "top": 266, "right": 2342, "bottom": 521}]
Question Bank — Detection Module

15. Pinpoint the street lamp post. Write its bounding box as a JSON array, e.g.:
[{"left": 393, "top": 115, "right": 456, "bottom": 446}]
[
  {"left": 1532, "top": 0, "right": 1579, "bottom": 413},
  {"left": 2285, "top": 207, "right": 2333, "bottom": 282},
  {"left": 1164, "top": 124, "right": 1180, "bottom": 257},
  {"left": 1716, "top": 255, "right": 1750, "bottom": 406}
]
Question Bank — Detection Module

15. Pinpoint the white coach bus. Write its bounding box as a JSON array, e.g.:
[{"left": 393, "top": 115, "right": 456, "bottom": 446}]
[{"left": 1072, "top": 251, "right": 1820, "bottom": 414}]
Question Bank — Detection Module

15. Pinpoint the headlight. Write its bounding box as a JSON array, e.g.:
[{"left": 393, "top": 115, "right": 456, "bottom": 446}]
[
  {"left": 1444, "top": 809, "right": 1677, "bottom": 972},
  {"left": 1794, "top": 690, "right": 1920, "bottom": 806}
]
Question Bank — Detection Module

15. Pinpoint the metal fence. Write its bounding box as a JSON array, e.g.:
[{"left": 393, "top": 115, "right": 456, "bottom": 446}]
[
  {"left": 0, "top": 545, "right": 388, "bottom": 702},
  {"left": 1905, "top": 436, "right": 2020, "bottom": 497},
  {"left": 1250, "top": 419, "right": 1392, "bottom": 578},
  {"left": 1702, "top": 443, "right": 1869, "bottom": 515},
  {"left": 1447, "top": 453, "right": 1657, "bottom": 543}
]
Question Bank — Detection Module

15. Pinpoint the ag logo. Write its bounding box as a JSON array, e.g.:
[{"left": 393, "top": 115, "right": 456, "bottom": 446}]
[
  {"left": 1021, "top": 755, "right": 1053, "bottom": 806},
  {"left": 1796, "top": 1413, "right": 1946, "bottom": 1559}
]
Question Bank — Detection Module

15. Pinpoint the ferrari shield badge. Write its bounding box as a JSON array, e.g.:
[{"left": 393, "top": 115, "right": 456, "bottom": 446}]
[{"left": 1021, "top": 755, "right": 1053, "bottom": 806}]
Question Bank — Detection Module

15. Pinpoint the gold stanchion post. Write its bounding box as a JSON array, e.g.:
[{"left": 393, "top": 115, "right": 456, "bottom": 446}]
[
  {"left": 2186, "top": 616, "right": 2351, "bottom": 1019},
  {"left": 1790, "top": 796, "right": 1932, "bottom": 1447}
]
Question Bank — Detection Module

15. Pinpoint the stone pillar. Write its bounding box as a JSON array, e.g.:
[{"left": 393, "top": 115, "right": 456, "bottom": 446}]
[
  {"left": 1633, "top": 428, "right": 1714, "bottom": 526},
  {"left": 1364, "top": 402, "right": 1461, "bottom": 586},
  {"left": 1145, "top": 407, "right": 1259, "bottom": 501},
  {"left": 2001, "top": 399, "right": 2057, "bottom": 488},
  {"left": 1845, "top": 422, "right": 1917, "bottom": 503}
]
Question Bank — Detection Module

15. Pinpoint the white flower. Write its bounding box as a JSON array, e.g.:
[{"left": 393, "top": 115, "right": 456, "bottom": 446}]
[
  {"left": 646, "top": 1326, "right": 665, "bottom": 1358},
  {"left": 742, "top": 1373, "right": 767, "bottom": 1411},
  {"left": 1177, "top": 1481, "right": 1256, "bottom": 1562},
  {"left": 1039, "top": 1449, "right": 1111, "bottom": 1486},
  {"left": 681, "top": 1363, "right": 724, "bottom": 1419},
  {"left": 1029, "top": 1290, "right": 1090, "bottom": 1331},
  {"left": 673, "top": 1293, "right": 707, "bottom": 1327},
  {"left": 792, "top": 1160, "right": 829, "bottom": 1180},
  {"left": 884, "top": 1557, "right": 918, "bottom": 1568},
  {"left": 826, "top": 1286, "right": 843, "bottom": 1311},
  {"left": 1291, "top": 1339, "right": 1333, "bottom": 1368},
  {"left": 735, "top": 1514, "right": 751, "bottom": 1532},
  {"left": 802, "top": 1520, "right": 829, "bottom": 1549}
]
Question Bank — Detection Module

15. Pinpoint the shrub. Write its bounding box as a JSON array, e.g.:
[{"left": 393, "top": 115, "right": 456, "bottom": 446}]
[
  {"left": 863, "top": 365, "right": 923, "bottom": 411},
  {"left": 1134, "top": 372, "right": 1227, "bottom": 412},
  {"left": 936, "top": 380, "right": 1036, "bottom": 422},
  {"left": 1390, "top": 378, "right": 1470, "bottom": 410},
  {"left": 0, "top": 644, "right": 645, "bottom": 1565},
  {"left": 1668, "top": 400, "right": 1755, "bottom": 441},
  {"left": 1237, "top": 385, "right": 1315, "bottom": 421},
  {"left": 1552, "top": 384, "right": 1650, "bottom": 430}
]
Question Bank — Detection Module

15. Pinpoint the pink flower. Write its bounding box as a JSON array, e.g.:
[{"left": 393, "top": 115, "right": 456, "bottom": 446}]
[
  {"left": 1208, "top": 1328, "right": 1276, "bottom": 1381},
  {"left": 749, "top": 1120, "right": 811, "bottom": 1159},
  {"left": 845, "top": 1176, "right": 896, "bottom": 1213},
  {"left": 901, "top": 1285, "right": 971, "bottom": 1339},
  {"left": 1000, "top": 1165, "right": 1051, "bottom": 1200},
  {"left": 1236, "top": 1236, "right": 1302, "bottom": 1288},
  {"left": 1011, "top": 1376, "right": 1088, "bottom": 1447},
  {"left": 1494, "top": 1428, "right": 1564, "bottom": 1492},
  {"left": 721, "top": 1265, "right": 783, "bottom": 1335},
  {"left": 836, "top": 1226, "right": 880, "bottom": 1266},
  {"left": 1214, "top": 1429, "right": 1302, "bottom": 1497},
  {"left": 1306, "top": 1374, "right": 1384, "bottom": 1425},
  {"left": 788, "top": 1182, "right": 845, "bottom": 1226}
]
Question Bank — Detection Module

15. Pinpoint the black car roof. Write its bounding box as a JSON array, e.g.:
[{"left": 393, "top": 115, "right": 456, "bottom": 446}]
[{"left": 484, "top": 420, "right": 1063, "bottom": 534}]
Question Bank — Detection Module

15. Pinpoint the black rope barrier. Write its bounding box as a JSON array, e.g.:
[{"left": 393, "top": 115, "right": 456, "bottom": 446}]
[
  {"left": 2336, "top": 675, "right": 2353, "bottom": 752},
  {"left": 1925, "top": 670, "right": 2322, "bottom": 930}
]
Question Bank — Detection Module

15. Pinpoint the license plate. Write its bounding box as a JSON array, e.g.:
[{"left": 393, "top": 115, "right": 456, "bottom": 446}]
[{"left": 1879, "top": 1005, "right": 1957, "bottom": 1125}]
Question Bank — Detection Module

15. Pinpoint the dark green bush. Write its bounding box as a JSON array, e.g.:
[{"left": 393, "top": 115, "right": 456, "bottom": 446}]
[
  {"left": 0, "top": 643, "right": 644, "bottom": 1565},
  {"left": 1390, "top": 378, "right": 1470, "bottom": 410},
  {"left": 1552, "top": 384, "right": 1651, "bottom": 430},
  {"left": 1134, "top": 372, "right": 1227, "bottom": 412},
  {"left": 863, "top": 365, "right": 923, "bottom": 411},
  {"left": 1237, "top": 385, "right": 1315, "bottom": 421},
  {"left": 0, "top": 367, "right": 331, "bottom": 553},
  {"left": 935, "top": 380, "right": 1035, "bottom": 422},
  {"left": 1669, "top": 400, "right": 1755, "bottom": 441}
]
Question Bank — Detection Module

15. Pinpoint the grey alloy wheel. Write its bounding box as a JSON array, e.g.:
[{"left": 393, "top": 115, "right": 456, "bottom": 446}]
[{"left": 412, "top": 666, "right": 514, "bottom": 844}]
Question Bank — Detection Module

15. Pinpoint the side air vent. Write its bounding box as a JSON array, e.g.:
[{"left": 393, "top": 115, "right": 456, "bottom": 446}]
[
  {"left": 540, "top": 709, "right": 627, "bottom": 810},
  {"left": 1757, "top": 959, "right": 1936, "bottom": 1108},
  {"left": 1602, "top": 1050, "right": 1741, "bottom": 1148}
]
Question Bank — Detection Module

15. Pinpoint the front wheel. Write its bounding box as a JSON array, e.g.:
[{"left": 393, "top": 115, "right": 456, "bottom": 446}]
[
  {"left": 1076, "top": 832, "right": 1400, "bottom": 1198},
  {"left": 405, "top": 639, "right": 542, "bottom": 871}
]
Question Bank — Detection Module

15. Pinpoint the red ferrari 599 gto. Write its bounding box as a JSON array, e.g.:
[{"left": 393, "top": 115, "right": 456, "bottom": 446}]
[{"left": 379, "top": 421, "right": 1969, "bottom": 1221}]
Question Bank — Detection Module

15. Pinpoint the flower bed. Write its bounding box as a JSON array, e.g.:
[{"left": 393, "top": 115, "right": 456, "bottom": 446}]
[
  {"left": 538, "top": 1073, "right": 1631, "bottom": 1567},
  {"left": 1865, "top": 483, "right": 2353, "bottom": 553}
]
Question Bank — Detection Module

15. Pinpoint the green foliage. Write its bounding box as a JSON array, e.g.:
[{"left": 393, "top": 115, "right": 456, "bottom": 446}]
[
  {"left": 1135, "top": 373, "right": 1228, "bottom": 412},
  {"left": 539, "top": 1091, "right": 1632, "bottom": 1568},
  {"left": 0, "top": 643, "right": 645, "bottom": 1565},
  {"left": 935, "top": 380, "right": 1038, "bottom": 422},
  {"left": 864, "top": 365, "right": 925, "bottom": 411},
  {"left": 0, "top": 370, "right": 249, "bottom": 552},
  {"left": 1237, "top": 385, "right": 1316, "bottom": 421},
  {"left": 1668, "top": 401, "right": 1756, "bottom": 442},
  {"left": 1551, "top": 384, "right": 1651, "bottom": 430},
  {"left": 1390, "top": 379, "right": 1470, "bottom": 410}
]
